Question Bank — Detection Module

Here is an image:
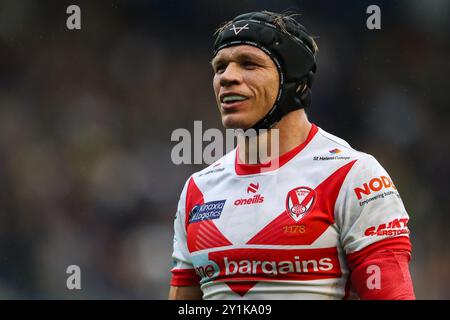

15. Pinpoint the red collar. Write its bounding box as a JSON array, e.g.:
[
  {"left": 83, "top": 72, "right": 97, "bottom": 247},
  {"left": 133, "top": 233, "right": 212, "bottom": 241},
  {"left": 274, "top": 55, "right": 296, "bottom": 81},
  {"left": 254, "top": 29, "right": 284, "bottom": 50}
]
[{"left": 235, "top": 124, "right": 318, "bottom": 176}]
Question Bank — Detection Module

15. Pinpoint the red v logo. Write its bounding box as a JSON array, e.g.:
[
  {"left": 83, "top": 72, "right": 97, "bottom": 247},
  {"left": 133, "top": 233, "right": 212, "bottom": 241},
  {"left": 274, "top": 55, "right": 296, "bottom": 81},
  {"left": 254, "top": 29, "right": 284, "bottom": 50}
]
[{"left": 226, "top": 282, "right": 256, "bottom": 297}]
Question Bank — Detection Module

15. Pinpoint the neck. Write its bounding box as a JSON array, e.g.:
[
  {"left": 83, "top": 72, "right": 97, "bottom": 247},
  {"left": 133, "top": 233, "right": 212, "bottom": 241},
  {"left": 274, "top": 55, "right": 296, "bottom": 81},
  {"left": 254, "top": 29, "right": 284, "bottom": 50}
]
[{"left": 237, "top": 109, "right": 312, "bottom": 164}]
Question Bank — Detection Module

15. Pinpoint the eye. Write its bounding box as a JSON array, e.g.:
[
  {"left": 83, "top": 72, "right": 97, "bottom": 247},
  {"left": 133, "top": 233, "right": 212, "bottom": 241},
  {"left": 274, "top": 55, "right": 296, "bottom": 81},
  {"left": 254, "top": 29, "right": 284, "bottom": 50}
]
[
  {"left": 241, "top": 60, "right": 258, "bottom": 69},
  {"left": 214, "top": 64, "right": 226, "bottom": 74}
]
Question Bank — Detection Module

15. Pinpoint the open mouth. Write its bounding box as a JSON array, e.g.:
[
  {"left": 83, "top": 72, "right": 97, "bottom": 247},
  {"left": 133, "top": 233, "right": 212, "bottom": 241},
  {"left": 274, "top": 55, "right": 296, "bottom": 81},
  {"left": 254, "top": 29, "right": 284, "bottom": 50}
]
[{"left": 220, "top": 94, "right": 249, "bottom": 108}]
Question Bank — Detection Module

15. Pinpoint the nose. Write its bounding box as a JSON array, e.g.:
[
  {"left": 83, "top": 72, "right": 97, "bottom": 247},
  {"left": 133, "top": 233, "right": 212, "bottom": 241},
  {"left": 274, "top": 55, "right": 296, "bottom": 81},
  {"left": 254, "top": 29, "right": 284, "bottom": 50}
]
[{"left": 219, "top": 63, "right": 242, "bottom": 87}]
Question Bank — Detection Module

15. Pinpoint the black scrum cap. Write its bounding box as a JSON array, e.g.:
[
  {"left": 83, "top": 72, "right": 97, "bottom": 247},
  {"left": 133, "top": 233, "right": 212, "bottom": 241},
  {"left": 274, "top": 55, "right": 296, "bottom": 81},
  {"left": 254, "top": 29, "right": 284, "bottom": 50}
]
[{"left": 213, "top": 12, "right": 317, "bottom": 130}]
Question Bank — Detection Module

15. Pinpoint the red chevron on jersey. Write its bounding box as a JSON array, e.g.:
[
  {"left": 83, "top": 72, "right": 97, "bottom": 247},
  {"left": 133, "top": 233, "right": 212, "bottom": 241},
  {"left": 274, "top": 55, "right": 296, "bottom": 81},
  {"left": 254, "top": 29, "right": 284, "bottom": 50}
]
[
  {"left": 247, "top": 160, "right": 356, "bottom": 245},
  {"left": 185, "top": 177, "right": 204, "bottom": 229},
  {"left": 185, "top": 178, "right": 232, "bottom": 252},
  {"left": 187, "top": 219, "right": 233, "bottom": 252},
  {"left": 225, "top": 281, "right": 256, "bottom": 297},
  {"left": 171, "top": 124, "right": 412, "bottom": 299}
]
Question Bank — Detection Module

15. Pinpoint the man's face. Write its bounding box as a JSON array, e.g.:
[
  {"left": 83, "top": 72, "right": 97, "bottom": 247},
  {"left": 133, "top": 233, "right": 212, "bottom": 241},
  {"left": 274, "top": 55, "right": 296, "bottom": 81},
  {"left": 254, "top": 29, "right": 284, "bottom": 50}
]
[{"left": 212, "top": 45, "right": 279, "bottom": 129}]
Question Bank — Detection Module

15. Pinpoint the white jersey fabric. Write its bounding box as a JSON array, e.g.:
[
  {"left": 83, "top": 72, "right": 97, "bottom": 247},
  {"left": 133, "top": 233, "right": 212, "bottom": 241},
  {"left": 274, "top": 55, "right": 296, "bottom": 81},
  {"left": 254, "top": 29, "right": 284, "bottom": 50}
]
[{"left": 171, "top": 124, "right": 410, "bottom": 299}]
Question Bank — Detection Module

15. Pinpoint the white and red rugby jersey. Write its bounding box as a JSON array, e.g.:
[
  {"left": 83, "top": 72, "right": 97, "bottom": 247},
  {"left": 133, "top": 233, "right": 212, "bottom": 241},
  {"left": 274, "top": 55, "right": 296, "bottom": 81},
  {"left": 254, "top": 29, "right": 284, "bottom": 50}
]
[{"left": 171, "top": 124, "right": 411, "bottom": 299}]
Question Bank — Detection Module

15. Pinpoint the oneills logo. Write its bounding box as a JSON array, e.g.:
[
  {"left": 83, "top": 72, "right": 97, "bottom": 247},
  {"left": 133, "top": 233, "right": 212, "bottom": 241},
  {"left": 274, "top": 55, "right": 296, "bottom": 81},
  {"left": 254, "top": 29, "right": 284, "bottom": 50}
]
[{"left": 247, "top": 183, "right": 259, "bottom": 193}]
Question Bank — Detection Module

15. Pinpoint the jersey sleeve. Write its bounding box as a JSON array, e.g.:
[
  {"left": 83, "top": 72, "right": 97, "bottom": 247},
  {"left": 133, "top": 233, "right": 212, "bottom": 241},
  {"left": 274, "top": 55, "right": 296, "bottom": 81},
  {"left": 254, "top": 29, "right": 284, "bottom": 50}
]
[
  {"left": 335, "top": 154, "right": 411, "bottom": 255},
  {"left": 170, "top": 178, "right": 200, "bottom": 286}
]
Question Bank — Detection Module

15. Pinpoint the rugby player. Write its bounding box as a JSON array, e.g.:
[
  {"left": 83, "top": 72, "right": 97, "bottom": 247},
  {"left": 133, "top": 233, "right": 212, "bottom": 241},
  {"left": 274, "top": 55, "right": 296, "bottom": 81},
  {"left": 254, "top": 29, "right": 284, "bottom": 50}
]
[{"left": 169, "top": 11, "right": 415, "bottom": 300}]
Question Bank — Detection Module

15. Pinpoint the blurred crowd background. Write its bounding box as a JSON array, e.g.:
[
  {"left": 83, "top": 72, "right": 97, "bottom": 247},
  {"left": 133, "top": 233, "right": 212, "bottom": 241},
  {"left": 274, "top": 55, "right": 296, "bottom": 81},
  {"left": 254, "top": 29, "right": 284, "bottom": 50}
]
[{"left": 0, "top": 0, "right": 448, "bottom": 299}]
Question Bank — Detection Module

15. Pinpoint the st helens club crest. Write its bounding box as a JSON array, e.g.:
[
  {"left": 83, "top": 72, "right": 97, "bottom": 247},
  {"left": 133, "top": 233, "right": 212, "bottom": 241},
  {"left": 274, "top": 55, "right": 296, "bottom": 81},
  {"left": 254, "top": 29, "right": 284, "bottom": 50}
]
[{"left": 286, "top": 187, "right": 317, "bottom": 222}]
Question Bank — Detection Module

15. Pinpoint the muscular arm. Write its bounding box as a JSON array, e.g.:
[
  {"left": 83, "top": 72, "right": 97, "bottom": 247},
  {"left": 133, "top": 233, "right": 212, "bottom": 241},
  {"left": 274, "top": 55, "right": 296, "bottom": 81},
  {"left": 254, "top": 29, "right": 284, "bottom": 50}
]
[
  {"left": 349, "top": 249, "right": 415, "bottom": 300},
  {"left": 168, "top": 285, "right": 203, "bottom": 300},
  {"left": 347, "top": 237, "right": 415, "bottom": 300}
]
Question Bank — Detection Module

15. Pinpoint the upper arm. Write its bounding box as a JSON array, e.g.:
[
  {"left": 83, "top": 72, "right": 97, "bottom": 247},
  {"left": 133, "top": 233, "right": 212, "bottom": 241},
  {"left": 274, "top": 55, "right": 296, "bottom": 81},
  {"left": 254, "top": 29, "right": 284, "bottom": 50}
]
[
  {"left": 335, "top": 155, "right": 414, "bottom": 298},
  {"left": 335, "top": 155, "right": 411, "bottom": 255},
  {"left": 348, "top": 247, "right": 415, "bottom": 299},
  {"left": 168, "top": 285, "right": 203, "bottom": 300},
  {"left": 170, "top": 178, "right": 202, "bottom": 289}
]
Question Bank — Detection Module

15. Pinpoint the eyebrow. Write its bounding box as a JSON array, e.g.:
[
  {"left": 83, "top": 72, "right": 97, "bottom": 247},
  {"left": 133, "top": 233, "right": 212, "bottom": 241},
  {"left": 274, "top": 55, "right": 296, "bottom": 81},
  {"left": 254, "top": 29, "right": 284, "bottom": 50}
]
[{"left": 211, "top": 52, "right": 266, "bottom": 67}]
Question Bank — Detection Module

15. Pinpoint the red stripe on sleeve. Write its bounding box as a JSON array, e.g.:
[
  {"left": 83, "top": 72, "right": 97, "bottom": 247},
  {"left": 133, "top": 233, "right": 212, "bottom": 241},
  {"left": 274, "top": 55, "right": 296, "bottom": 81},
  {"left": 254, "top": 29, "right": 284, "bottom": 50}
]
[
  {"left": 170, "top": 268, "right": 201, "bottom": 287},
  {"left": 347, "top": 236, "right": 411, "bottom": 270},
  {"left": 346, "top": 237, "right": 415, "bottom": 300}
]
